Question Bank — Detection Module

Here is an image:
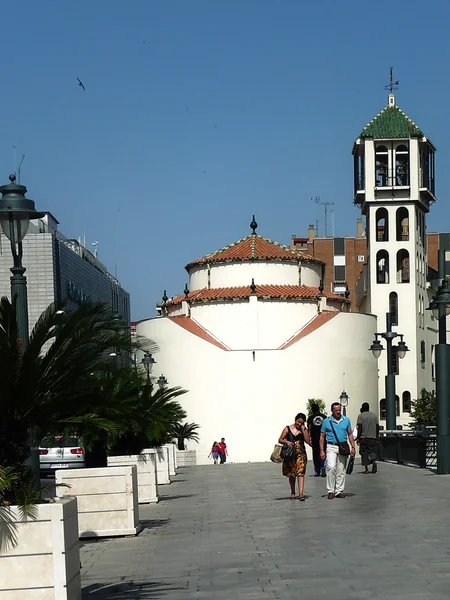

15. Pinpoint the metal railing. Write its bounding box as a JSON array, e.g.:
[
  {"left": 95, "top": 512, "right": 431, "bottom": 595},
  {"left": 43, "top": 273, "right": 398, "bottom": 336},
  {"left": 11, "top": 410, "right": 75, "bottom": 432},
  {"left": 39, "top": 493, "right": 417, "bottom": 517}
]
[{"left": 379, "top": 430, "right": 436, "bottom": 469}]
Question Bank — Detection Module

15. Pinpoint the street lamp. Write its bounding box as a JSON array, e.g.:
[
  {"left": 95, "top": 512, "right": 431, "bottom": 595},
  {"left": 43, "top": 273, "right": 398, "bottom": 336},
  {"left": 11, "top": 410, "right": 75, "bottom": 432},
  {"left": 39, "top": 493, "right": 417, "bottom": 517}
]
[
  {"left": 369, "top": 312, "right": 409, "bottom": 431},
  {"left": 0, "top": 174, "right": 45, "bottom": 348},
  {"left": 339, "top": 391, "right": 349, "bottom": 416},
  {"left": 158, "top": 374, "right": 168, "bottom": 390},
  {"left": 426, "top": 248, "right": 450, "bottom": 474},
  {"left": 141, "top": 352, "right": 156, "bottom": 384}
]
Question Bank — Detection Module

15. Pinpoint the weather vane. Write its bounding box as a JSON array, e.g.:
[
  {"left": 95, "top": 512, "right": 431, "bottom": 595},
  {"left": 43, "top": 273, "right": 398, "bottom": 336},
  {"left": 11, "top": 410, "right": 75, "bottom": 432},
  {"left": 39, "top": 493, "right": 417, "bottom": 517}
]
[{"left": 384, "top": 67, "right": 399, "bottom": 94}]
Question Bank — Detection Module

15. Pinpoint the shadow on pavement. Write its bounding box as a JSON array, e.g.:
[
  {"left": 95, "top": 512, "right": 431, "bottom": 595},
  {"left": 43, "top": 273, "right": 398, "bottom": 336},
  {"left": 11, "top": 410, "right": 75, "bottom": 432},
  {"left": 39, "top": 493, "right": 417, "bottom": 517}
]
[
  {"left": 140, "top": 518, "right": 170, "bottom": 531},
  {"left": 158, "top": 494, "right": 196, "bottom": 502},
  {"left": 82, "top": 580, "right": 185, "bottom": 599}
]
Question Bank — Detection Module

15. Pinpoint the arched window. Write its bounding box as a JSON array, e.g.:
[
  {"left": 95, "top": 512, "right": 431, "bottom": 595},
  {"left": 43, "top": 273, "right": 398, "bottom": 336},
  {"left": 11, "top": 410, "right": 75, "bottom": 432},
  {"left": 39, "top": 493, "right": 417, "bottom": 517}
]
[
  {"left": 421, "top": 340, "right": 426, "bottom": 364},
  {"left": 395, "top": 144, "right": 409, "bottom": 186},
  {"left": 389, "top": 292, "right": 398, "bottom": 325},
  {"left": 402, "top": 391, "right": 411, "bottom": 414},
  {"left": 396, "top": 207, "right": 409, "bottom": 241},
  {"left": 376, "top": 207, "right": 389, "bottom": 242},
  {"left": 380, "top": 399, "right": 386, "bottom": 419},
  {"left": 376, "top": 250, "right": 389, "bottom": 284},
  {"left": 396, "top": 249, "right": 410, "bottom": 283},
  {"left": 375, "top": 145, "right": 389, "bottom": 187}
]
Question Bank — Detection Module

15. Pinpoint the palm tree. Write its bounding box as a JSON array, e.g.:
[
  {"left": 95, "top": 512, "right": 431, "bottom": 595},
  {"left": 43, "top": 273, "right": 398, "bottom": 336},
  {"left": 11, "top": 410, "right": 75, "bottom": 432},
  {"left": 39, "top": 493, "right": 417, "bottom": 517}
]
[
  {"left": 0, "top": 298, "right": 152, "bottom": 499},
  {"left": 171, "top": 422, "right": 200, "bottom": 450}
]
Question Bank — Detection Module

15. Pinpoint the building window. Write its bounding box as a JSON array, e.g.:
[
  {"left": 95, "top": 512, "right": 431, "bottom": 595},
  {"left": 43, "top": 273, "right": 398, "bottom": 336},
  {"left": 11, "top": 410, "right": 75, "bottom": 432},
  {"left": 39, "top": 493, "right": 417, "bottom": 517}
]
[
  {"left": 354, "top": 144, "right": 365, "bottom": 193},
  {"left": 380, "top": 397, "right": 400, "bottom": 419},
  {"left": 396, "top": 207, "right": 409, "bottom": 241},
  {"left": 391, "top": 348, "right": 399, "bottom": 376},
  {"left": 389, "top": 292, "right": 398, "bottom": 325},
  {"left": 376, "top": 208, "right": 389, "bottom": 242},
  {"left": 420, "top": 144, "right": 435, "bottom": 195},
  {"left": 376, "top": 250, "right": 389, "bottom": 283},
  {"left": 395, "top": 144, "right": 409, "bottom": 186},
  {"left": 420, "top": 340, "right": 426, "bottom": 364},
  {"left": 375, "top": 145, "right": 389, "bottom": 187},
  {"left": 402, "top": 391, "right": 411, "bottom": 414},
  {"left": 396, "top": 249, "right": 410, "bottom": 283},
  {"left": 334, "top": 265, "right": 346, "bottom": 282}
]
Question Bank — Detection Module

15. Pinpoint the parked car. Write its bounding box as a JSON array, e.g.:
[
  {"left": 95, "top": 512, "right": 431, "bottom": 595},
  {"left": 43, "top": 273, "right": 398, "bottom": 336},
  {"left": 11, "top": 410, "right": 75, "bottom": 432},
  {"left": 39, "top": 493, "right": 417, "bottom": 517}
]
[{"left": 39, "top": 435, "right": 86, "bottom": 477}]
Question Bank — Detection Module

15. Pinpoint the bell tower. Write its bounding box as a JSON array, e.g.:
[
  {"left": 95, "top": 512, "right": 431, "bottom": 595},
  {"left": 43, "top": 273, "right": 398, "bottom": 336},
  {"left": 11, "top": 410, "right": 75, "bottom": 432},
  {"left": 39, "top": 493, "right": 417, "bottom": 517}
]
[{"left": 353, "top": 76, "right": 436, "bottom": 424}]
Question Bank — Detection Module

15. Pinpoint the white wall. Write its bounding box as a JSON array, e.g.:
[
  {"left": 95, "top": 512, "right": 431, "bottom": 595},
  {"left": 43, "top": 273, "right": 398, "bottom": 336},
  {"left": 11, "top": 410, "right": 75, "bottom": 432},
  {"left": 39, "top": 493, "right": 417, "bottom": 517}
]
[
  {"left": 137, "top": 311, "right": 377, "bottom": 465},
  {"left": 191, "top": 297, "right": 318, "bottom": 349},
  {"left": 188, "top": 261, "right": 321, "bottom": 290}
]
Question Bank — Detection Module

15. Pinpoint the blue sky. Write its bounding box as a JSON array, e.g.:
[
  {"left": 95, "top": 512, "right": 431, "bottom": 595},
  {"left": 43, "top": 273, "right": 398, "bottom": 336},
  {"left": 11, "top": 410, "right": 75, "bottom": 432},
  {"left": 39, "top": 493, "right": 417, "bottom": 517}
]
[{"left": 1, "top": 1, "right": 450, "bottom": 319}]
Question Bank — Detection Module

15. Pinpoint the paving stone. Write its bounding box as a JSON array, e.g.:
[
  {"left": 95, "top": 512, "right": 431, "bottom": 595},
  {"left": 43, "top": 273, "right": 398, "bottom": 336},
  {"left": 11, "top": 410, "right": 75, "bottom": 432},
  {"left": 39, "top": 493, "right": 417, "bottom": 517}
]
[{"left": 81, "top": 461, "right": 450, "bottom": 599}]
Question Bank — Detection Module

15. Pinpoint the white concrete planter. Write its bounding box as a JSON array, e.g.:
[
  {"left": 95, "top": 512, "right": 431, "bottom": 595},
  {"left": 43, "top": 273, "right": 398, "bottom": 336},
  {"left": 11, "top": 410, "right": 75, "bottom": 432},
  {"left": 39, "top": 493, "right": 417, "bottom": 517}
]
[
  {"left": 107, "top": 451, "right": 159, "bottom": 504},
  {"left": 163, "top": 443, "right": 177, "bottom": 476},
  {"left": 56, "top": 466, "right": 141, "bottom": 538},
  {"left": 0, "top": 496, "right": 81, "bottom": 600},
  {"left": 176, "top": 449, "right": 197, "bottom": 466},
  {"left": 145, "top": 447, "right": 170, "bottom": 484}
]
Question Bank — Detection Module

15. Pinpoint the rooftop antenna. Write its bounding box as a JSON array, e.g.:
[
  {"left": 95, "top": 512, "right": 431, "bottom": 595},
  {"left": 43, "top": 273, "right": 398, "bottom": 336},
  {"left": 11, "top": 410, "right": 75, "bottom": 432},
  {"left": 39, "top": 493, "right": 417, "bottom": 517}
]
[
  {"left": 17, "top": 154, "right": 25, "bottom": 184},
  {"left": 314, "top": 218, "right": 322, "bottom": 237},
  {"left": 331, "top": 209, "right": 335, "bottom": 237},
  {"left": 92, "top": 241, "right": 99, "bottom": 258},
  {"left": 312, "top": 196, "right": 334, "bottom": 238}
]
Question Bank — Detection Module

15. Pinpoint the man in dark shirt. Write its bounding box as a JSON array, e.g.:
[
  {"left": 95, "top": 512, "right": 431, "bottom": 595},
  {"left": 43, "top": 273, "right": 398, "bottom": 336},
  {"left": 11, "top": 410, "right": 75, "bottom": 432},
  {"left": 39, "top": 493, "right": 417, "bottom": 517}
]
[{"left": 307, "top": 404, "right": 326, "bottom": 477}]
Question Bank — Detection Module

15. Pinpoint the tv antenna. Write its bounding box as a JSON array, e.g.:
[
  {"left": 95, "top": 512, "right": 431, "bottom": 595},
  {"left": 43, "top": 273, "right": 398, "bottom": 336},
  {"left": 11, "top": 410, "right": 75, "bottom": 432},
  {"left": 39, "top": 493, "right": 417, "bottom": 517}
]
[
  {"left": 384, "top": 67, "right": 399, "bottom": 94},
  {"left": 312, "top": 196, "right": 334, "bottom": 237},
  {"left": 92, "top": 241, "right": 99, "bottom": 258}
]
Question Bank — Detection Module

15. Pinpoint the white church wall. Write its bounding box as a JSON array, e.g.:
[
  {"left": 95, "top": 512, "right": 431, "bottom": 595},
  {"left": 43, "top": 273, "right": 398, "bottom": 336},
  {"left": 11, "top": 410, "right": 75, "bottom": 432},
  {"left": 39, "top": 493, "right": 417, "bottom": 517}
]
[
  {"left": 195, "top": 261, "right": 302, "bottom": 289},
  {"left": 300, "top": 263, "right": 322, "bottom": 287},
  {"left": 190, "top": 297, "right": 318, "bottom": 349},
  {"left": 137, "top": 311, "right": 377, "bottom": 465}
]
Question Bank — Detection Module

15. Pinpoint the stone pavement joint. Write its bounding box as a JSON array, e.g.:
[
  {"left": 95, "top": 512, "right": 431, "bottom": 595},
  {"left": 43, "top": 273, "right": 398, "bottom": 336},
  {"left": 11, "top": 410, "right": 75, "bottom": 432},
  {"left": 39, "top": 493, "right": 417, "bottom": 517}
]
[{"left": 81, "top": 462, "right": 450, "bottom": 599}]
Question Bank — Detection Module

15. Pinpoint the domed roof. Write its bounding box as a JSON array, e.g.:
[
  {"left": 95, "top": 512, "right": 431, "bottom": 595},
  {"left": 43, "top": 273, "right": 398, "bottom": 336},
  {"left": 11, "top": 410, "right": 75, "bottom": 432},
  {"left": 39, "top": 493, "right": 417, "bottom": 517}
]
[{"left": 185, "top": 233, "right": 321, "bottom": 270}]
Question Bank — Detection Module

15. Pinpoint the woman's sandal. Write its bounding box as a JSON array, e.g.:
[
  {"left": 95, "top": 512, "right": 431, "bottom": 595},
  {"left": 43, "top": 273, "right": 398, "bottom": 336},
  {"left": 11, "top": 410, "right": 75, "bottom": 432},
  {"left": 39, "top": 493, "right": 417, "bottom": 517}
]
[
  {"left": 289, "top": 493, "right": 295, "bottom": 500},
  {"left": 298, "top": 495, "right": 306, "bottom": 501}
]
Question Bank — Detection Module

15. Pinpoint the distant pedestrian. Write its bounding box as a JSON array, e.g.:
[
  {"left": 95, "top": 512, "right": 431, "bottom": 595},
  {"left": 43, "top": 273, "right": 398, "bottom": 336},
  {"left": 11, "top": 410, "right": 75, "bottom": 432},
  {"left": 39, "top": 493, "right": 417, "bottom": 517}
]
[
  {"left": 357, "top": 402, "right": 380, "bottom": 474},
  {"left": 217, "top": 438, "right": 228, "bottom": 464},
  {"left": 279, "top": 413, "right": 311, "bottom": 500},
  {"left": 307, "top": 404, "right": 326, "bottom": 477},
  {"left": 320, "top": 402, "right": 356, "bottom": 499},
  {"left": 208, "top": 441, "right": 220, "bottom": 465}
]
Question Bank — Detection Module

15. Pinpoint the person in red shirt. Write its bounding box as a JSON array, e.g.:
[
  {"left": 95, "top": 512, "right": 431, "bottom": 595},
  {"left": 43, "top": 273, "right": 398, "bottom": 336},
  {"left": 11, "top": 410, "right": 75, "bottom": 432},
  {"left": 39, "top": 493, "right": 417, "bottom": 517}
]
[{"left": 217, "top": 438, "right": 228, "bottom": 464}]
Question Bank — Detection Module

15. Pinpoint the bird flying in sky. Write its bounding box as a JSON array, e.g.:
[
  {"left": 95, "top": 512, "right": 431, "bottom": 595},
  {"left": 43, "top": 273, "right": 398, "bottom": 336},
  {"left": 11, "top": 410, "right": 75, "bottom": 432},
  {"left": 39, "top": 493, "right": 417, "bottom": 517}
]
[{"left": 77, "top": 78, "right": 85, "bottom": 91}]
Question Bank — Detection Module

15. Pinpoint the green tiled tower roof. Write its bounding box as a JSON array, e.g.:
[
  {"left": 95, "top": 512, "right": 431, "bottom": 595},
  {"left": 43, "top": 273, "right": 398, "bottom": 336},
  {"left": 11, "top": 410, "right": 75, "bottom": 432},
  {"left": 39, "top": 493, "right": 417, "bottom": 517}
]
[{"left": 360, "top": 100, "right": 424, "bottom": 139}]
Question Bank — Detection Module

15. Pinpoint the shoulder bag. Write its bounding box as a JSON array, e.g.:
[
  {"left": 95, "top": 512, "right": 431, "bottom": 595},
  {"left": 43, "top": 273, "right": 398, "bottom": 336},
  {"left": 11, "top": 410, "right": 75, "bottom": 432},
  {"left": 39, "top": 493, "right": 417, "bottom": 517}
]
[
  {"left": 329, "top": 419, "right": 350, "bottom": 456},
  {"left": 280, "top": 426, "right": 296, "bottom": 461},
  {"left": 270, "top": 444, "right": 283, "bottom": 463}
]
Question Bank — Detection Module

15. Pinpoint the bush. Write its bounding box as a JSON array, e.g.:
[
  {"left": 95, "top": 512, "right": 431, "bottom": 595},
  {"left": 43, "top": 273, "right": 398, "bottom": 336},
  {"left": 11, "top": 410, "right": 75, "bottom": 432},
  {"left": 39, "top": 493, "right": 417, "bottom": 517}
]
[{"left": 306, "top": 398, "right": 327, "bottom": 416}]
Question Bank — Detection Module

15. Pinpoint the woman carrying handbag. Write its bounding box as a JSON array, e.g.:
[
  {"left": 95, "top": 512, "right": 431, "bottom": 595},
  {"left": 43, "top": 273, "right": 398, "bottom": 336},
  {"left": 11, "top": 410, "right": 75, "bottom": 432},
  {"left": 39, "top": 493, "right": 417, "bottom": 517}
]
[{"left": 278, "top": 413, "right": 310, "bottom": 501}]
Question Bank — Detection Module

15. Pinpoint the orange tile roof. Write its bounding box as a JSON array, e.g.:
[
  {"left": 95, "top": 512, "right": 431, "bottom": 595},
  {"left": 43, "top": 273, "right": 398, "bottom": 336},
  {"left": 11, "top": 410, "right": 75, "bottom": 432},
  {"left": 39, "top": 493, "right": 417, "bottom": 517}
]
[
  {"left": 164, "top": 285, "right": 348, "bottom": 307},
  {"left": 168, "top": 316, "right": 229, "bottom": 350},
  {"left": 280, "top": 311, "right": 338, "bottom": 349},
  {"left": 185, "top": 234, "right": 322, "bottom": 269}
]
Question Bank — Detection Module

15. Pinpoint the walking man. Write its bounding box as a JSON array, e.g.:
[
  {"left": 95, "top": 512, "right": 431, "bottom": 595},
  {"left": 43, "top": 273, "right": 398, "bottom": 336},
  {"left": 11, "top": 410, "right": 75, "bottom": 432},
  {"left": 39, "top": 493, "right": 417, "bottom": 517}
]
[
  {"left": 217, "top": 437, "right": 228, "bottom": 464},
  {"left": 357, "top": 402, "right": 379, "bottom": 474},
  {"left": 320, "top": 402, "right": 356, "bottom": 499},
  {"left": 307, "top": 403, "right": 326, "bottom": 477}
]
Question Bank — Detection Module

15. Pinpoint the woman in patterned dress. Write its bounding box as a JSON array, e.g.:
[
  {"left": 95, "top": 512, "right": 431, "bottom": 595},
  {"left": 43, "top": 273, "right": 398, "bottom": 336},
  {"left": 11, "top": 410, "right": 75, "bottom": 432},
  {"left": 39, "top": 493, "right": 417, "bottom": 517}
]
[{"left": 278, "top": 413, "right": 310, "bottom": 500}]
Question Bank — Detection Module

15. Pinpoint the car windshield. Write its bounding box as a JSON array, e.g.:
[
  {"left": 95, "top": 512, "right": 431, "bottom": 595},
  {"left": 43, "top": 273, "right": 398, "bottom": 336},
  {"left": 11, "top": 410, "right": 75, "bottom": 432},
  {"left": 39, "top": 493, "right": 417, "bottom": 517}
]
[{"left": 40, "top": 436, "right": 80, "bottom": 448}]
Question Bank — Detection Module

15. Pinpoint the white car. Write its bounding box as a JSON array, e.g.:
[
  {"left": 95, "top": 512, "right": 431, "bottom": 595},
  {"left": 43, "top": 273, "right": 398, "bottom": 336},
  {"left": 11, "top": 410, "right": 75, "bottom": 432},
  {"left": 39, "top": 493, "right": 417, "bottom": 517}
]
[{"left": 39, "top": 435, "right": 86, "bottom": 477}]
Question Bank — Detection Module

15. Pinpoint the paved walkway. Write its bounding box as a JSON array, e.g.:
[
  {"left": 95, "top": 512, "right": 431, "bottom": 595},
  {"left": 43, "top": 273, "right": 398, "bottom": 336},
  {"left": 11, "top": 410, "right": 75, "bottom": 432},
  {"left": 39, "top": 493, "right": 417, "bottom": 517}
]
[{"left": 80, "top": 461, "right": 450, "bottom": 599}]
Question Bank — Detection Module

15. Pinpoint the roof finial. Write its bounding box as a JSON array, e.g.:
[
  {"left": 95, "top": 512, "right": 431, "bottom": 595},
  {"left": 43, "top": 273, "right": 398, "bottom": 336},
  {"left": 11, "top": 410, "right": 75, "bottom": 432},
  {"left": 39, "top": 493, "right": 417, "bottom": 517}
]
[
  {"left": 384, "top": 66, "right": 399, "bottom": 106},
  {"left": 250, "top": 278, "right": 256, "bottom": 294},
  {"left": 162, "top": 289, "right": 168, "bottom": 304},
  {"left": 184, "top": 283, "right": 189, "bottom": 297},
  {"left": 250, "top": 215, "right": 258, "bottom": 235}
]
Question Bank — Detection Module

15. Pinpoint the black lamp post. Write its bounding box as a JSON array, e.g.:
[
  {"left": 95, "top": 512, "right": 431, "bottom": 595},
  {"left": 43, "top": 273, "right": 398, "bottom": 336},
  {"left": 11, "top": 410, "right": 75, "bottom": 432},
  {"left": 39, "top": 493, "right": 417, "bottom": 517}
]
[
  {"left": 427, "top": 248, "right": 450, "bottom": 474},
  {"left": 339, "top": 391, "right": 349, "bottom": 416},
  {"left": 158, "top": 374, "right": 168, "bottom": 390},
  {"left": 141, "top": 352, "right": 156, "bottom": 384},
  {"left": 369, "top": 312, "right": 409, "bottom": 431},
  {"left": 0, "top": 174, "right": 45, "bottom": 348}
]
